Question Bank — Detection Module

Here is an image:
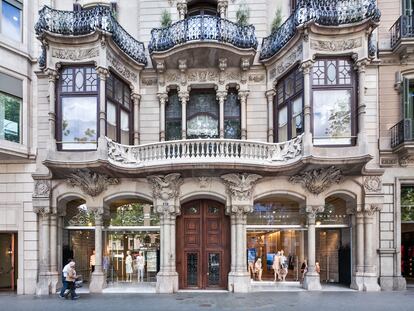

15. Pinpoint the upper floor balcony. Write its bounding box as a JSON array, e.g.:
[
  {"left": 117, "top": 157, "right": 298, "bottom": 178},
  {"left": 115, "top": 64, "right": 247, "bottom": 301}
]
[
  {"left": 390, "top": 15, "right": 414, "bottom": 55},
  {"left": 35, "top": 5, "right": 147, "bottom": 66},
  {"left": 148, "top": 14, "right": 257, "bottom": 69},
  {"left": 260, "top": 0, "right": 381, "bottom": 61},
  {"left": 390, "top": 119, "right": 414, "bottom": 153}
]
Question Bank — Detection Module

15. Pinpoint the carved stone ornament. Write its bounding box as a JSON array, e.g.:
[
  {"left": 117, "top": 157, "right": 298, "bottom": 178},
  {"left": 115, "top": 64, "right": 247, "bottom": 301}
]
[
  {"left": 268, "top": 134, "right": 302, "bottom": 162},
  {"left": 289, "top": 166, "right": 343, "bottom": 195},
  {"left": 106, "top": 52, "right": 137, "bottom": 82},
  {"left": 221, "top": 173, "right": 262, "bottom": 203},
  {"left": 248, "top": 74, "right": 265, "bottom": 83},
  {"left": 147, "top": 173, "right": 183, "bottom": 201},
  {"left": 51, "top": 47, "right": 99, "bottom": 60},
  {"left": 142, "top": 78, "right": 158, "bottom": 86},
  {"left": 67, "top": 169, "right": 119, "bottom": 197},
  {"left": 198, "top": 177, "right": 212, "bottom": 189},
  {"left": 363, "top": 176, "right": 382, "bottom": 193},
  {"left": 33, "top": 205, "right": 51, "bottom": 215},
  {"left": 270, "top": 44, "right": 302, "bottom": 80},
  {"left": 33, "top": 180, "right": 51, "bottom": 198},
  {"left": 306, "top": 205, "right": 325, "bottom": 218},
  {"left": 364, "top": 204, "right": 382, "bottom": 216},
  {"left": 310, "top": 38, "right": 362, "bottom": 52}
]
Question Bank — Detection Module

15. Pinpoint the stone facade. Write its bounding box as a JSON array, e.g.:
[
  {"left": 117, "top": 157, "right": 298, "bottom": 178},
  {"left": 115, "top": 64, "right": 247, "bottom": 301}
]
[{"left": 0, "top": 0, "right": 411, "bottom": 295}]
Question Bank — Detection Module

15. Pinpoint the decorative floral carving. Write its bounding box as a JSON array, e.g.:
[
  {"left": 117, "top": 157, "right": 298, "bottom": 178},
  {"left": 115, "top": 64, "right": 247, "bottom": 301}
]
[
  {"left": 186, "top": 70, "right": 219, "bottom": 82},
  {"left": 310, "top": 38, "right": 362, "bottom": 52},
  {"left": 364, "top": 176, "right": 382, "bottom": 193},
  {"left": 142, "top": 78, "right": 157, "bottom": 86},
  {"left": 198, "top": 177, "right": 212, "bottom": 188},
  {"left": 289, "top": 166, "right": 343, "bottom": 195},
  {"left": 33, "top": 205, "right": 51, "bottom": 215},
  {"left": 51, "top": 47, "right": 99, "bottom": 60},
  {"left": 306, "top": 205, "right": 325, "bottom": 218},
  {"left": 33, "top": 180, "right": 51, "bottom": 198},
  {"left": 67, "top": 169, "right": 119, "bottom": 197},
  {"left": 221, "top": 173, "right": 262, "bottom": 202},
  {"left": 248, "top": 74, "right": 265, "bottom": 83},
  {"left": 364, "top": 204, "right": 382, "bottom": 216},
  {"left": 106, "top": 53, "right": 137, "bottom": 82},
  {"left": 147, "top": 173, "right": 183, "bottom": 201},
  {"left": 268, "top": 134, "right": 302, "bottom": 162},
  {"left": 274, "top": 44, "right": 303, "bottom": 79}
]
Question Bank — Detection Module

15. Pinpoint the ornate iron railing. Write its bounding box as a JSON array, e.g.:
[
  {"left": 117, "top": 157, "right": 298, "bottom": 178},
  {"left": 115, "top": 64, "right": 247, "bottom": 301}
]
[
  {"left": 390, "top": 119, "right": 413, "bottom": 148},
  {"left": 149, "top": 15, "right": 257, "bottom": 53},
  {"left": 106, "top": 135, "right": 303, "bottom": 168},
  {"left": 35, "top": 5, "right": 147, "bottom": 65},
  {"left": 260, "top": 0, "right": 381, "bottom": 60},
  {"left": 390, "top": 15, "right": 414, "bottom": 48}
]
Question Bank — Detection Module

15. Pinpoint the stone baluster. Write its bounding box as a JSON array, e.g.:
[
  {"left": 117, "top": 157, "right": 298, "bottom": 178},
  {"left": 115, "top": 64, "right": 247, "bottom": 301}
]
[
  {"left": 158, "top": 93, "right": 168, "bottom": 141},
  {"left": 217, "top": 91, "right": 227, "bottom": 139},
  {"left": 265, "top": 90, "right": 275, "bottom": 142},
  {"left": 238, "top": 91, "right": 249, "bottom": 140},
  {"left": 178, "top": 91, "right": 189, "bottom": 140},
  {"left": 132, "top": 92, "right": 141, "bottom": 145},
  {"left": 47, "top": 69, "right": 58, "bottom": 151}
]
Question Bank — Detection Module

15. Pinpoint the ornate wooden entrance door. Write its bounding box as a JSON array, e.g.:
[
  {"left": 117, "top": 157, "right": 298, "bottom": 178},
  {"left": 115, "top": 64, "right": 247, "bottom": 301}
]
[{"left": 176, "top": 200, "right": 230, "bottom": 289}]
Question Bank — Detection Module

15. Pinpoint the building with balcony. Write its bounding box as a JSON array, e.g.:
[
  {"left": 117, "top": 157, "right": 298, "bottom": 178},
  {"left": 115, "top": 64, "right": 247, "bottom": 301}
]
[{"left": 0, "top": 0, "right": 411, "bottom": 295}]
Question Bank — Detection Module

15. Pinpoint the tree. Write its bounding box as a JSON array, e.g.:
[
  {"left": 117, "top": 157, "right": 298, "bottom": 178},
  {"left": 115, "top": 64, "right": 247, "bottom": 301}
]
[
  {"left": 401, "top": 186, "right": 414, "bottom": 221},
  {"left": 271, "top": 7, "right": 283, "bottom": 33}
]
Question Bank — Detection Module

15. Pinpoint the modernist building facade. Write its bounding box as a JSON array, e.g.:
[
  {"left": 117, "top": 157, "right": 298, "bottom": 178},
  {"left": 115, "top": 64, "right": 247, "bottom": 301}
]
[{"left": 0, "top": 0, "right": 413, "bottom": 295}]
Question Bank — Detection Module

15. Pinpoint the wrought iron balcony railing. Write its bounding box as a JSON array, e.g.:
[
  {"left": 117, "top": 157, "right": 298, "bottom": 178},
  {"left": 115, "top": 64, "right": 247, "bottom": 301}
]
[
  {"left": 390, "top": 119, "right": 414, "bottom": 148},
  {"left": 35, "top": 5, "right": 147, "bottom": 65},
  {"left": 260, "top": 0, "right": 381, "bottom": 60},
  {"left": 106, "top": 135, "right": 303, "bottom": 168},
  {"left": 148, "top": 15, "right": 258, "bottom": 53},
  {"left": 390, "top": 15, "right": 414, "bottom": 48}
]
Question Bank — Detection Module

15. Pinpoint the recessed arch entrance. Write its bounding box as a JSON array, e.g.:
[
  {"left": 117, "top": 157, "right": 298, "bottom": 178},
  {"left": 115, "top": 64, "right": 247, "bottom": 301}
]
[{"left": 176, "top": 199, "right": 230, "bottom": 289}]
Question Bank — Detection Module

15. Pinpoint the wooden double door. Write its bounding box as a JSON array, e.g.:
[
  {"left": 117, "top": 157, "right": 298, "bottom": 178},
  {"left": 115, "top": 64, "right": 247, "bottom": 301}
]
[{"left": 176, "top": 200, "right": 230, "bottom": 289}]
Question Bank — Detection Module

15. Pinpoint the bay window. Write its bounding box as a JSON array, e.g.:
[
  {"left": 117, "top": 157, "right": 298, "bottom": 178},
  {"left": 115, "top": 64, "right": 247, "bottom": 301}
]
[
  {"left": 224, "top": 88, "right": 241, "bottom": 139},
  {"left": 57, "top": 66, "right": 98, "bottom": 150},
  {"left": 312, "top": 59, "right": 356, "bottom": 146},
  {"left": 165, "top": 90, "right": 182, "bottom": 141},
  {"left": 106, "top": 73, "right": 132, "bottom": 145},
  {"left": 275, "top": 66, "right": 303, "bottom": 142}
]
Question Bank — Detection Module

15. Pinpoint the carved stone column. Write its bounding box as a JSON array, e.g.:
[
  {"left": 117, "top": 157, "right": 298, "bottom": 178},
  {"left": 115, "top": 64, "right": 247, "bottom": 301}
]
[
  {"left": 238, "top": 91, "right": 249, "bottom": 140},
  {"left": 132, "top": 92, "right": 141, "bottom": 145},
  {"left": 300, "top": 61, "right": 313, "bottom": 155},
  {"left": 303, "top": 205, "right": 323, "bottom": 291},
  {"left": 158, "top": 93, "right": 168, "bottom": 141},
  {"left": 147, "top": 173, "right": 183, "bottom": 293},
  {"left": 96, "top": 67, "right": 109, "bottom": 145},
  {"left": 217, "top": 0, "right": 228, "bottom": 18},
  {"left": 217, "top": 91, "right": 227, "bottom": 138},
  {"left": 221, "top": 173, "right": 262, "bottom": 292},
  {"left": 355, "top": 60, "right": 368, "bottom": 151},
  {"left": 33, "top": 179, "right": 52, "bottom": 295},
  {"left": 46, "top": 69, "right": 58, "bottom": 151},
  {"left": 363, "top": 204, "right": 381, "bottom": 291},
  {"left": 178, "top": 91, "right": 189, "bottom": 139},
  {"left": 89, "top": 209, "right": 105, "bottom": 293},
  {"left": 49, "top": 212, "right": 59, "bottom": 294},
  {"left": 265, "top": 90, "right": 275, "bottom": 142},
  {"left": 177, "top": 1, "right": 187, "bottom": 20}
]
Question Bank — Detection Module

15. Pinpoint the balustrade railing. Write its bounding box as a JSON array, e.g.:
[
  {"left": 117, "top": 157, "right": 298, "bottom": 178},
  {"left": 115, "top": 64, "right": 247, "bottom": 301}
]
[
  {"left": 35, "top": 5, "right": 147, "bottom": 65},
  {"left": 106, "top": 135, "right": 303, "bottom": 168},
  {"left": 390, "top": 15, "right": 414, "bottom": 48},
  {"left": 390, "top": 119, "right": 413, "bottom": 148},
  {"left": 260, "top": 0, "right": 381, "bottom": 60},
  {"left": 149, "top": 15, "right": 257, "bottom": 53}
]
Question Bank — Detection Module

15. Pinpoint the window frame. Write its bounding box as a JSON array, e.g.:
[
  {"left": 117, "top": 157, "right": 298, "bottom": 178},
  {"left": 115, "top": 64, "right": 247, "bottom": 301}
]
[
  {"left": 274, "top": 65, "right": 304, "bottom": 143},
  {"left": 56, "top": 65, "right": 100, "bottom": 151},
  {"left": 311, "top": 57, "right": 358, "bottom": 147},
  {"left": 165, "top": 89, "right": 182, "bottom": 141},
  {"left": 223, "top": 87, "right": 241, "bottom": 140},
  {"left": 187, "top": 1, "right": 218, "bottom": 17},
  {"left": 105, "top": 72, "right": 133, "bottom": 145},
  {"left": 0, "top": 90, "right": 22, "bottom": 144},
  {"left": 0, "top": 0, "right": 23, "bottom": 42}
]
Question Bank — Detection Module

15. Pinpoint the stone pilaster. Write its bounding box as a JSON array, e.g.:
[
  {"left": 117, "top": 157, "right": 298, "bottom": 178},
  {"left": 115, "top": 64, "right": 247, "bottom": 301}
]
[
  {"left": 147, "top": 173, "right": 183, "bottom": 293},
  {"left": 355, "top": 60, "right": 368, "bottom": 152},
  {"left": 89, "top": 209, "right": 106, "bottom": 293},
  {"left": 158, "top": 93, "right": 168, "bottom": 141},
  {"left": 178, "top": 90, "right": 189, "bottom": 139},
  {"left": 96, "top": 67, "right": 109, "bottom": 149},
  {"left": 350, "top": 208, "right": 365, "bottom": 291},
  {"left": 238, "top": 91, "right": 249, "bottom": 140},
  {"left": 132, "top": 92, "right": 141, "bottom": 145},
  {"left": 216, "top": 90, "right": 227, "bottom": 138},
  {"left": 363, "top": 204, "right": 381, "bottom": 291},
  {"left": 300, "top": 60, "right": 314, "bottom": 155},
  {"left": 46, "top": 69, "right": 58, "bottom": 152},
  {"left": 265, "top": 90, "right": 275, "bottom": 142},
  {"left": 221, "top": 173, "right": 262, "bottom": 292}
]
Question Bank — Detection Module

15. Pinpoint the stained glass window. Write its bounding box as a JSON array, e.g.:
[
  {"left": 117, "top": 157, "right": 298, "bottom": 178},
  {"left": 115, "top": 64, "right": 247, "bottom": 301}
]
[
  {"left": 187, "top": 90, "right": 219, "bottom": 139},
  {"left": 166, "top": 90, "right": 182, "bottom": 141},
  {"left": 224, "top": 88, "right": 241, "bottom": 139}
]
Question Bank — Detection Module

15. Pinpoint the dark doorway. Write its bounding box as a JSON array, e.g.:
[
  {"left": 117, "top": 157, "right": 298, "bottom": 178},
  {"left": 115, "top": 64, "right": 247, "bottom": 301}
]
[{"left": 0, "top": 233, "right": 17, "bottom": 291}]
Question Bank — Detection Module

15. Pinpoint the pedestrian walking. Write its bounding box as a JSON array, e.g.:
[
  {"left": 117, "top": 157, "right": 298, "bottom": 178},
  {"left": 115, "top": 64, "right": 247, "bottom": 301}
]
[
  {"left": 65, "top": 261, "right": 79, "bottom": 300},
  {"left": 59, "top": 258, "right": 73, "bottom": 298}
]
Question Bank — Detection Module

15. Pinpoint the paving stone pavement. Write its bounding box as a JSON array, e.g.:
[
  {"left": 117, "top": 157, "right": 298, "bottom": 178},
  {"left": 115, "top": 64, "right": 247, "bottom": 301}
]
[{"left": 0, "top": 290, "right": 413, "bottom": 311}]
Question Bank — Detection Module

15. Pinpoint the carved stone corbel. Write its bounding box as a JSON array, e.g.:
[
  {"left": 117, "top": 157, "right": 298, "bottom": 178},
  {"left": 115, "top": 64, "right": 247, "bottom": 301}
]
[
  {"left": 240, "top": 57, "right": 250, "bottom": 84},
  {"left": 364, "top": 203, "right": 382, "bottom": 217},
  {"left": 178, "top": 59, "right": 187, "bottom": 86},
  {"left": 156, "top": 61, "right": 166, "bottom": 86},
  {"left": 67, "top": 169, "right": 119, "bottom": 197},
  {"left": 289, "top": 166, "right": 343, "bottom": 195},
  {"left": 306, "top": 205, "right": 324, "bottom": 219},
  {"left": 218, "top": 58, "right": 228, "bottom": 85},
  {"left": 147, "top": 173, "right": 183, "bottom": 216}
]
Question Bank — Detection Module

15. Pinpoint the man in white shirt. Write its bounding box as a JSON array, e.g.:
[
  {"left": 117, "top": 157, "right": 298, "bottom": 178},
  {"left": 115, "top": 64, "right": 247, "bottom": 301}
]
[
  {"left": 90, "top": 250, "right": 96, "bottom": 273},
  {"left": 59, "top": 259, "right": 74, "bottom": 298}
]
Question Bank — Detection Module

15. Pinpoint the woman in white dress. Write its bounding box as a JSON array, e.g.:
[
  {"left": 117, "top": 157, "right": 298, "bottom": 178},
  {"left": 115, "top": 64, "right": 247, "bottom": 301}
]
[
  {"left": 136, "top": 251, "right": 145, "bottom": 282},
  {"left": 125, "top": 250, "right": 133, "bottom": 282}
]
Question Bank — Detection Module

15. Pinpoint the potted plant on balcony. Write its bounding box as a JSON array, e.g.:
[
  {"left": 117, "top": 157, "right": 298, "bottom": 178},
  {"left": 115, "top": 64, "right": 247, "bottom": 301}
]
[
  {"left": 271, "top": 7, "right": 283, "bottom": 33},
  {"left": 158, "top": 10, "right": 173, "bottom": 50},
  {"left": 236, "top": 1, "right": 250, "bottom": 26}
]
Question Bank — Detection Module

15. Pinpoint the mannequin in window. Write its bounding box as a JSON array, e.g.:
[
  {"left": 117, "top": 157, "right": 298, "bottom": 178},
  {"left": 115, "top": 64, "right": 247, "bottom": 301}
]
[
  {"left": 125, "top": 250, "right": 133, "bottom": 282},
  {"left": 136, "top": 251, "right": 145, "bottom": 282},
  {"left": 254, "top": 258, "right": 263, "bottom": 281},
  {"left": 272, "top": 251, "right": 281, "bottom": 282},
  {"left": 90, "top": 250, "right": 96, "bottom": 273},
  {"left": 279, "top": 249, "right": 288, "bottom": 282}
]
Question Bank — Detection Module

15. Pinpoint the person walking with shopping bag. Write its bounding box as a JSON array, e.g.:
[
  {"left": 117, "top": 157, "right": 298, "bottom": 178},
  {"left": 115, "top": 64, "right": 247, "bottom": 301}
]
[{"left": 65, "top": 261, "right": 79, "bottom": 300}]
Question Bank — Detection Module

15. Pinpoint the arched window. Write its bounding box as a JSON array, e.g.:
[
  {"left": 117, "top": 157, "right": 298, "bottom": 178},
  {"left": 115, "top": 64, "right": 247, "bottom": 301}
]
[
  {"left": 106, "top": 73, "right": 132, "bottom": 145},
  {"left": 57, "top": 66, "right": 98, "bottom": 150},
  {"left": 187, "top": 0, "right": 218, "bottom": 16},
  {"left": 224, "top": 88, "right": 241, "bottom": 139},
  {"left": 165, "top": 90, "right": 182, "bottom": 141}
]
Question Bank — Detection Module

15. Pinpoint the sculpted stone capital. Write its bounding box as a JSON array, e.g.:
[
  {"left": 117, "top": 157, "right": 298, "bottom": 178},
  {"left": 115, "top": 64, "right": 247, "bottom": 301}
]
[
  {"left": 306, "top": 205, "right": 324, "bottom": 219},
  {"left": 364, "top": 204, "right": 382, "bottom": 217},
  {"left": 46, "top": 69, "right": 59, "bottom": 82},
  {"left": 96, "top": 67, "right": 109, "bottom": 80},
  {"left": 33, "top": 180, "right": 52, "bottom": 198},
  {"left": 300, "top": 60, "right": 314, "bottom": 75},
  {"left": 157, "top": 93, "right": 168, "bottom": 105},
  {"left": 33, "top": 205, "right": 51, "bottom": 216},
  {"left": 238, "top": 91, "right": 249, "bottom": 102},
  {"left": 67, "top": 169, "right": 119, "bottom": 197},
  {"left": 216, "top": 90, "right": 227, "bottom": 101},
  {"left": 289, "top": 166, "right": 343, "bottom": 195},
  {"left": 363, "top": 176, "right": 382, "bottom": 193},
  {"left": 178, "top": 91, "right": 190, "bottom": 103},
  {"left": 265, "top": 89, "right": 276, "bottom": 101},
  {"left": 147, "top": 173, "right": 183, "bottom": 215},
  {"left": 221, "top": 173, "right": 262, "bottom": 209},
  {"left": 131, "top": 92, "right": 141, "bottom": 104}
]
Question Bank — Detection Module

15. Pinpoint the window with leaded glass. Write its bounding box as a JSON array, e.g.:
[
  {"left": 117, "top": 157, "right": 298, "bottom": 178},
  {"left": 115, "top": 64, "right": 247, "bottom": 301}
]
[
  {"left": 312, "top": 58, "right": 356, "bottom": 146},
  {"left": 274, "top": 66, "right": 303, "bottom": 142},
  {"left": 224, "top": 88, "right": 241, "bottom": 139},
  {"left": 187, "top": 89, "right": 219, "bottom": 139},
  {"left": 166, "top": 90, "right": 182, "bottom": 141},
  {"left": 58, "top": 66, "right": 98, "bottom": 150},
  {"left": 106, "top": 73, "right": 132, "bottom": 145}
]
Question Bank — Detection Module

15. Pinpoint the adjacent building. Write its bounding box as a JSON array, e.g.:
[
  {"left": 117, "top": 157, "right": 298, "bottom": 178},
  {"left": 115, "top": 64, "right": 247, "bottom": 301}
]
[{"left": 0, "top": 0, "right": 412, "bottom": 295}]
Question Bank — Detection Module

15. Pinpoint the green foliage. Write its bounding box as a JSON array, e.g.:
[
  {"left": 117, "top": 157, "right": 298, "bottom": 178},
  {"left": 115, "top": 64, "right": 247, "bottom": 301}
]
[
  {"left": 271, "top": 7, "right": 283, "bottom": 33},
  {"left": 236, "top": 1, "right": 250, "bottom": 26},
  {"left": 160, "top": 10, "right": 172, "bottom": 28},
  {"left": 401, "top": 187, "right": 414, "bottom": 222},
  {"left": 0, "top": 92, "right": 21, "bottom": 143},
  {"left": 110, "top": 203, "right": 145, "bottom": 226}
]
